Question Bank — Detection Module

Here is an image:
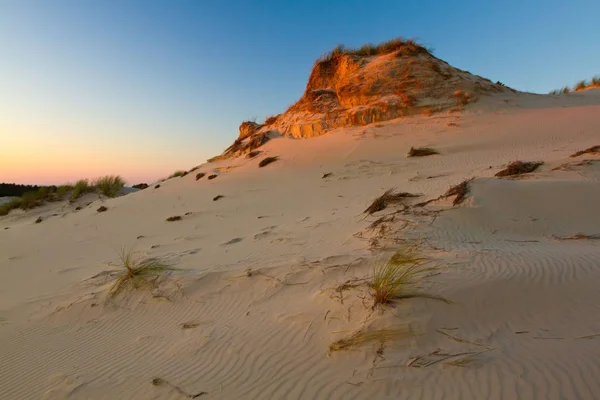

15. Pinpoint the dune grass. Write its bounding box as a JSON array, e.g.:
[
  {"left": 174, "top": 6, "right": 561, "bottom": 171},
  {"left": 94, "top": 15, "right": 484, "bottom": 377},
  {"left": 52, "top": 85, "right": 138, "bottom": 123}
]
[
  {"left": 318, "top": 37, "right": 430, "bottom": 63},
  {"left": 70, "top": 179, "right": 92, "bottom": 201},
  {"left": 370, "top": 245, "right": 442, "bottom": 306},
  {"left": 94, "top": 175, "right": 126, "bottom": 197},
  {"left": 364, "top": 188, "right": 420, "bottom": 214},
  {"left": 549, "top": 75, "right": 600, "bottom": 94},
  {"left": 108, "top": 247, "right": 175, "bottom": 298},
  {"left": 444, "top": 179, "right": 471, "bottom": 206},
  {"left": 0, "top": 175, "right": 125, "bottom": 217},
  {"left": 195, "top": 172, "right": 206, "bottom": 181}
]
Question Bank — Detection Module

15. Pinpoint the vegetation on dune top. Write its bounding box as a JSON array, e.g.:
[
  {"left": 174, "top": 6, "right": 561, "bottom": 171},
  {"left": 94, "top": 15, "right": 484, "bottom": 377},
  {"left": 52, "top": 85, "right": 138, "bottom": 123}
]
[
  {"left": 549, "top": 75, "right": 600, "bottom": 95},
  {"left": 318, "top": 37, "right": 431, "bottom": 63},
  {"left": 0, "top": 175, "right": 126, "bottom": 216}
]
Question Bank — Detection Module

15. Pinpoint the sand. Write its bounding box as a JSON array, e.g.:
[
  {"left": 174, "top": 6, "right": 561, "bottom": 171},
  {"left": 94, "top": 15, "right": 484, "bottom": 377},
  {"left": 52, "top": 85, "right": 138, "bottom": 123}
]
[{"left": 1, "top": 89, "right": 600, "bottom": 399}]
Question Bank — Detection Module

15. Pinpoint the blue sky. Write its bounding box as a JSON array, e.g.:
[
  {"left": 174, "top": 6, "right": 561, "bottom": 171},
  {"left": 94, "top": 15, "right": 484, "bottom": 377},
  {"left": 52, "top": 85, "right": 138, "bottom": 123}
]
[{"left": 1, "top": 0, "right": 599, "bottom": 184}]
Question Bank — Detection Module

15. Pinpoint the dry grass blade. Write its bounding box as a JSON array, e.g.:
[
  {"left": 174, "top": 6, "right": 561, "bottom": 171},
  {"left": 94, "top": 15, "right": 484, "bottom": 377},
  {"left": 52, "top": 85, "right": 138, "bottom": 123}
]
[
  {"left": 364, "top": 188, "right": 419, "bottom": 214},
  {"left": 108, "top": 247, "right": 175, "bottom": 298},
  {"left": 570, "top": 145, "right": 600, "bottom": 158},
  {"left": 408, "top": 147, "right": 439, "bottom": 157},
  {"left": 329, "top": 327, "right": 413, "bottom": 354},
  {"left": 495, "top": 161, "right": 543, "bottom": 177}
]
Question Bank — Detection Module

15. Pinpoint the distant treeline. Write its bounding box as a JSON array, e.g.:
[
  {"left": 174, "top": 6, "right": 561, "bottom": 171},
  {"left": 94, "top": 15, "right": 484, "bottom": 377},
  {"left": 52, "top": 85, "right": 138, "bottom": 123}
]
[{"left": 0, "top": 183, "right": 47, "bottom": 197}]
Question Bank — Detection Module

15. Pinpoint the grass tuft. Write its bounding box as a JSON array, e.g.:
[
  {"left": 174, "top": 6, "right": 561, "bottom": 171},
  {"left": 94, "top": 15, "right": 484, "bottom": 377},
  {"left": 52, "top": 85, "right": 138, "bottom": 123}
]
[
  {"left": 70, "top": 179, "right": 92, "bottom": 201},
  {"left": 408, "top": 147, "right": 439, "bottom": 157},
  {"left": 371, "top": 245, "right": 444, "bottom": 306},
  {"left": 247, "top": 150, "right": 262, "bottom": 159},
  {"left": 207, "top": 174, "right": 217, "bottom": 180},
  {"left": 108, "top": 247, "right": 175, "bottom": 298},
  {"left": 94, "top": 176, "right": 125, "bottom": 197},
  {"left": 495, "top": 161, "right": 543, "bottom": 177},
  {"left": 195, "top": 172, "right": 206, "bottom": 181},
  {"left": 169, "top": 171, "right": 187, "bottom": 179},
  {"left": 364, "top": 188, "right": 419, "bottom": 214},
  {"left": 166, "top": 215, "right": 182, "bottom": 222},
  {"left": 258, "top": 156, "right": 279, "bottom": 168}
]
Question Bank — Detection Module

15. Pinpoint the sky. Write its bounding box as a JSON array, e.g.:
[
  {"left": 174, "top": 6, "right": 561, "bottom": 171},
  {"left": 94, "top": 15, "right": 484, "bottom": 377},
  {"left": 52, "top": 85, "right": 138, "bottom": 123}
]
[{"left": 1, "top": 0, "right": 599, "bottom": 185}]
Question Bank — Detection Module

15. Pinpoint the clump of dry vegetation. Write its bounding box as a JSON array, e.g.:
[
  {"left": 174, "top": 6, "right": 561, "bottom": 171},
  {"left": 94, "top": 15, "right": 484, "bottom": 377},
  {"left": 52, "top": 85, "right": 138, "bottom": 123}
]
[
  {"left": 370, "top": 245, "right": 446, "bottom": 306},
  {"left": 247, "top": 150, "right": 262, "bottom": 159},
  {"left": 444, "top": 180, "right": 471, "bottom": 206},
  {"left": 207, "top": 174, "right": 217, "bottom": 180},
  {"left": 570, "top": 145, "right": 600, "bottom": 158},
  {"left": 107, "top": 247, "right": 175, "bottom": 298},
  {"left": 549, "top": 76, "right": 600, "bottom": 95},
  {"left": 97, "top": 206, "right": 108, "bottom": 213},
  {"left": 495, "top": 161, "right": 543, "bottom": 177},
  {"left": 258, "top": 156, "right": 279, "bottom": 168},
  {"left": 213, "top": 195, "right": 224, "bottom": 201},
  {"left": 408, "top": 147, "right": 439, "bottom": 157},
  {"left": 364, "top": 188, "right": 420, "bottom": 214},
  {"left": 195, "top": 172, "right": 206, "bottom": 181},
  {"left": 166, "top": 215, "right": 182, "bottom": 222}
]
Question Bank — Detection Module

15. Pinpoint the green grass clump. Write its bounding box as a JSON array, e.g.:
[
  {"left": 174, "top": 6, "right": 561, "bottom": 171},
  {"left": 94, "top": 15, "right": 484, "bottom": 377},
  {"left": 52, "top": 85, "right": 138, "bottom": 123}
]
[
  {"left": 93, "top": 175, "right": 125, "bottom": 197},
  {"left": 108, "top": 247, "right": 175, "bottom": 298},
  {"left": 371, "top": 245, "right": 445, "bottom": 306},
  {"left": 70, "top": 179, "right": 92, "bottom": 201}
]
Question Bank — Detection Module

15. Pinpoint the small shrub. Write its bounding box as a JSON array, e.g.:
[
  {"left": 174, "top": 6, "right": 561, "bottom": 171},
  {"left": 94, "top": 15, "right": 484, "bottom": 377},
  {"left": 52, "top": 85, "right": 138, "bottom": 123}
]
[
  {"left": 166, "top": 215, "right": 182, "bottom": 222},
  {"left": 408, "top": 147, "right": 439, "bottom": 157},
  {"left": 495, "top": 161, "right": 543, "bottom": 177},
  {"left": 108, "top": 247, "right": 175, "bottom": 298},
  {"left": 94, "top": 176, "right": 125, "bottom": 197},
  {"left": 154, "top": 184, "right": 161, "bottom": 189},
  {"left": 258, "top": 156, "right": 279, "bottom": 168},
  {"left": 207, "top": 174, "right": 217, "bottom": 180},
  {"left": 97, "top": 206, "right": 108, "bottom": 213},
  {"left": 195, "top": 173, "right": 206, "bottom": 181}
]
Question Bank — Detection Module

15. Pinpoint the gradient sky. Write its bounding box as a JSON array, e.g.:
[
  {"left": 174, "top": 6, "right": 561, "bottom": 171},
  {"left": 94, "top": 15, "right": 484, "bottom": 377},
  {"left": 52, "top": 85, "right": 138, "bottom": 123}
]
[{"left": 1, "top": 0, "right": 599, "bottom": 185}]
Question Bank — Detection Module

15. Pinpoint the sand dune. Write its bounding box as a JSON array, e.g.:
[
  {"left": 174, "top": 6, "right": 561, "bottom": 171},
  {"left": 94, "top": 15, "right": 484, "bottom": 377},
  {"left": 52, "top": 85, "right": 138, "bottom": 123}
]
[{"left": 1, "top": 89, "right": 600, "bottom": 399}]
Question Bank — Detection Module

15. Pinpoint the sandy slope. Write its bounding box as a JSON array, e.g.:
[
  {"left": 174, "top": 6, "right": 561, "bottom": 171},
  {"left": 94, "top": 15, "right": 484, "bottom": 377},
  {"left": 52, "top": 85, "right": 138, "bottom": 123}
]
[{"left": 1, "top": 89, "right": 600, "bottom": 399}]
